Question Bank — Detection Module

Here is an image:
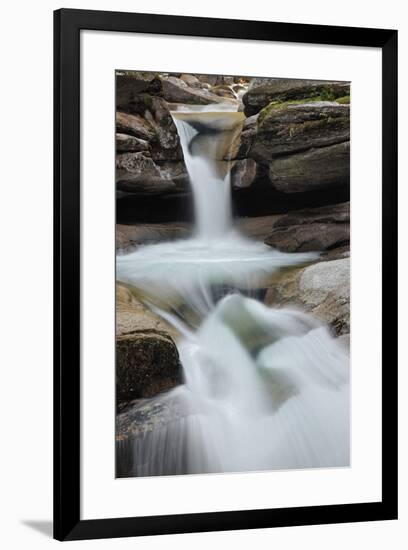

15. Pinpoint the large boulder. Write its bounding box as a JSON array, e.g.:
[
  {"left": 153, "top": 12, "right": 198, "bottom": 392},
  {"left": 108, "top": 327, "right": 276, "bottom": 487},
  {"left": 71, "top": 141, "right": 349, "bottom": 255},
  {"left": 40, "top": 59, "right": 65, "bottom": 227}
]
[
  {"left": 242, "top": 78, "right": 349, "bottom": 116},
  {"left": 265, "top": 220, "right": 349, "bottom": 252},
  {"left": 154, "top": 161, "right": 189, "bottom": 191},
  {"left": 116, "top": 152, "right": 177, "bottom": 194},
  {"left": 116, "top": 284, "right": 182, "bottom": 404},
  {"left": 243, "top": 101, "right": 350, "bottom": 196},
  {"left": 116, "top": 73, "right": 162, "bottom": 109},
  {"left": 265, "top": 257, "right": 350, "bottom": 335},
  {"left": 121, "top": 94, "right": 183, "bottom": 161},
  {"left": 116, "top": 284, "right": 178, "bottom": 339},
  {"left": 239, "top": 202, "right": 349, "bottom": 252},
  {"left": 264, "top": 202, "right": 349, "bottom": 252},
  {"left": 160, "top": 76, "right": 228, "bottom": 105},
  {"left": 252, "top": 103, "right": 350, "bottom": 160},
  {"left": 117, "top": 332, "right": 181, "bottom": 403},
  {"left": 268, "top": 141, "right": 350, "bottom": 193},
  {"left": 227, "top": 100, "right": 350, "bottom": 198},
  {"left": 116, "top": 111, "right": 156, "bottom": 142},
  {"left": 179, "top": 73, "right": 201, "bottom": 88}
]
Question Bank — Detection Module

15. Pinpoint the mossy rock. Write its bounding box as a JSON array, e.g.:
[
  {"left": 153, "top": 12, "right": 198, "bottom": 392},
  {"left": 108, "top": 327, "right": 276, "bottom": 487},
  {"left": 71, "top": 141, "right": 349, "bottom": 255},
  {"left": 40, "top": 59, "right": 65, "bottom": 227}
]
[
  {"left": 251, "top": 103, "right": 350, "bottom": 160},
  {"left": 242, "top": 78, "right": 350, "bottom": 116},
  {"left": 335, "top": 95, "right": 350, "bottom": 104}
]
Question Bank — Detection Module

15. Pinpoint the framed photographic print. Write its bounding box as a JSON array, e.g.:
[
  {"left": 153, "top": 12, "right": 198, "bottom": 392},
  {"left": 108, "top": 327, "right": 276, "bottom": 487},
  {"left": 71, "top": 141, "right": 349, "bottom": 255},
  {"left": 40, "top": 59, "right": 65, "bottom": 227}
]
[{"left": 54, "top": 8, "right": 398, "bottom": 541}]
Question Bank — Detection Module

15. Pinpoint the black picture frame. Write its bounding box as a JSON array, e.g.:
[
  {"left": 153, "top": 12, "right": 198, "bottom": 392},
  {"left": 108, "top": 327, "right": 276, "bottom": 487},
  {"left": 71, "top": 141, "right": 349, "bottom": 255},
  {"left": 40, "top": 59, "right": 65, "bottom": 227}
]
[{"left": 54, "top": 8, "right": 398, "bottom": 541}]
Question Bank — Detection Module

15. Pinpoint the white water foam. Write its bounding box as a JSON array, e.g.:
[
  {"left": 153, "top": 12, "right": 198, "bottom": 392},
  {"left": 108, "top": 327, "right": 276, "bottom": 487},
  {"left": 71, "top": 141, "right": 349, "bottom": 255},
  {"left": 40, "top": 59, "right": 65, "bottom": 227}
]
[{"left": 116, "top": 105, "right": 349, "bottom": 477}]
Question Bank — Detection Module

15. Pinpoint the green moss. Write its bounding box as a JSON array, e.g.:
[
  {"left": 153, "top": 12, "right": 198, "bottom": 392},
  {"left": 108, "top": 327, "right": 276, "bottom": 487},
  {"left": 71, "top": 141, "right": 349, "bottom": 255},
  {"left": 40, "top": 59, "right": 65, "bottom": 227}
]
[
  {"left": 258, "top": 97, "right": 312, "bottom": 124},
  {"left": 258, "top": 96, "right": 325, "bottom": 124},
  {"left": 320, "top": 86, "right": 337, "bottom": 101},
  {"left": 257, "top": 90, "right": 350, "bottom": 126},
  {"left": 335, "top": 95, "right": 350, "bottom": 104}
]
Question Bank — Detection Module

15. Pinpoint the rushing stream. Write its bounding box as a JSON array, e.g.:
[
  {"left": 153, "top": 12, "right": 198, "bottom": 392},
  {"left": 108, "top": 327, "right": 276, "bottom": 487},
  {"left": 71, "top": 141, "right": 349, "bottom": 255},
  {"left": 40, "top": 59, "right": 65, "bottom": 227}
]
[{"left": 116, "top": 104, "right": 350, "bottom": 477}]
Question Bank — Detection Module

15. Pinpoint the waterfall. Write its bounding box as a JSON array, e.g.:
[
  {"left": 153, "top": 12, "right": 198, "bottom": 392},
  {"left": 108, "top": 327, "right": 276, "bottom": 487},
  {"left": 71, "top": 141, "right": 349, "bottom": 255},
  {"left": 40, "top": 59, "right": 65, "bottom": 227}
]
[
  {"left": 171, "top": 109, "right": 245, "bottom": 239},
  {"left": 116, "top": 105, "right": 350, "bottom": 477}
]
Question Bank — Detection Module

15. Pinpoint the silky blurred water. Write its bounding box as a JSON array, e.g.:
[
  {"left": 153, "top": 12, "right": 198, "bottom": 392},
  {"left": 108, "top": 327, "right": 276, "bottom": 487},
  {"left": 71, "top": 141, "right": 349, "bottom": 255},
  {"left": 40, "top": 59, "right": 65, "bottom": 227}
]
[{"left": 116, "top": 106, "right": 350, "bottom": 477}]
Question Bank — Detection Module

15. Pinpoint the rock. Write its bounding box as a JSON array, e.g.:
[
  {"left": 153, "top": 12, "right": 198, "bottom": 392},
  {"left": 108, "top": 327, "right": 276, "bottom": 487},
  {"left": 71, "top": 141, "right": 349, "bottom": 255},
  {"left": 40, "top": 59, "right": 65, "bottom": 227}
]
[
  {"left": 264, "top": 202, "right": 350, "bottom": 251},
  {"left": 321, "top": 244, "right": 350, "bottom": 261},
  {"left": 116, "top": 331, "right": 182, "bottom": 403},
  {"left": 218, "top": 76, "right": 235, "bottom": 85},
  {"left": 265, "top": 222, "right": 348, "bottom": 252},
  {"left": 154, "top": 161, "right": 189, "bottom": 191},
  {"left": 211, "top": 85, "right": 236, "bottom": 99},
  {"left": 160, "top": 76, "right": 229, "bottom": 105},
  {"left": 298, "top": 258, "right": 350, "bottom": 334},
  {"left": 269, "top": 141, "right": 350, "bottom": 193},
  {"left": 116, "top": 284, "right": 182, "bottom": 404},
  {"left": 238, "top": 202, "right": 349, "bottom": 249},
  {"left": 116, "top": 73, "right": 162, "bottom": 109},
  {"left": 231, "top": 158, "right": 257, "bottom": 188},
  {"left": 116, "top": 133, "right": 150, "bottom": 153},
  {"left": 246, "top": 102, "right": 350, "bottom": 194},
  {"left": 195, "top": 74, "right": 219, "bottom": 86},
  {"left": 143, "top": 97, "right": 184, "bottom": 161},
  {"left": 116, "top": 223, "right": 192, "bottom": 250},
  {"left": 179, "top": 73, "right": 201, "bottom": 88},
  {"left": 237, "top": 214, "right": 283, "bottom": 240},
  {"left": 116, "top": 284, "right": 177, "bottom": 338},
  {"left": 116, "top": 399, "right": 174, "bottom": 441},
  {"left": 116, "top": 152, "right": 177, "bottom": 194},
  {"left": 200, "top": 75, "right": 242, "bottom": 87},
  {"left": 265, "top": 257, "right": 350, "bottom": 335},
  {"left": 165, "top": 75, "right": 188, "bottom": 87},
  {"left": 116, "top": 111, "right": 156, "bottom": 142},
  {"left": 243, "top": 78, "right": 350, "bottom": 116},
  {"left": 116, "top": 398, "right": 182, "bottom": 477},
  {"left": 116, "top": 156, "right": 189, "bottom": 196},
  {"left": 252, "top": 103, "right": 350, "bottom": 160},
  {"left": 273, "top": 201, "right": 349, "bottom": 227},
  {"left": 226, "top": 114, "right": 259, "bottom": 160},
  {"left": 119, "top": 94, "right": 183, "bottom": 161}
]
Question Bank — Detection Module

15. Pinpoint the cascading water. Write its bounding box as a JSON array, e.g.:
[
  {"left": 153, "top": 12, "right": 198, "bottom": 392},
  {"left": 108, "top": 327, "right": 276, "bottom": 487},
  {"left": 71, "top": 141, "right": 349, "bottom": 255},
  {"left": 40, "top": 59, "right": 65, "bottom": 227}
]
[
  {"left": 171, "top": 109, "right": 244, "bottom": 239},
  {"left": 116, "top": 104, "right": 350, "bottom": 477}
]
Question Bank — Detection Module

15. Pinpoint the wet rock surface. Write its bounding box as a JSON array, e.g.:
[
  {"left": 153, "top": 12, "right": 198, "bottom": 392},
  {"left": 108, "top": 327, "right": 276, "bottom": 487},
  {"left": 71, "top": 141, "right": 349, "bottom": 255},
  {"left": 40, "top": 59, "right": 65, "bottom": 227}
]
[
  {"left": 265, "top": 257, "right": 350, "bottom": 335},
  {"left": 116, "top": 331, "right": 182, "bottom": 404},
  {"left": 116, "top": 285, "right": 182, "bottom": 405}
]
